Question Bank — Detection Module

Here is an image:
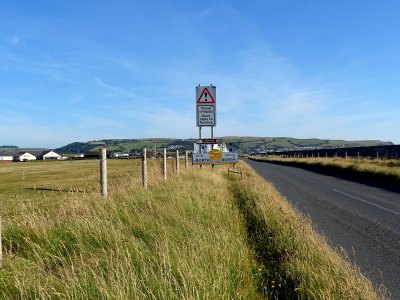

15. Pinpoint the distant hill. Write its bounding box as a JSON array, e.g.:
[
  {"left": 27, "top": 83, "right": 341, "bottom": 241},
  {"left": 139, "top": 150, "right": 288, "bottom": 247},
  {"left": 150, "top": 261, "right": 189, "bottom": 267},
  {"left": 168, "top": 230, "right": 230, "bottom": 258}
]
[
  {"left": 0, "top": 145, "right": 19, "bottom": 150},
  {"left": 220, "top": 137, "right": 393, "bottom": 152},
  {"left": 55, "top": 137, "right": 393, "bottom": 154}
]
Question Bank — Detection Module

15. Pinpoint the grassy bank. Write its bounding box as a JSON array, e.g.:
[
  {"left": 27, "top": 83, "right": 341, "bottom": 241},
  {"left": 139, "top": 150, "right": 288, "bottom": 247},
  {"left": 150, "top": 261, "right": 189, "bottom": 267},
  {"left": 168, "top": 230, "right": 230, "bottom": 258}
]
[
  {"left": 0, "top": 159, "right": 384, "bottom": 298},
  {"left": 229, "top": 162, "right": 384, "bottom": 299},
  {"left": 250, "top": 156, "right": 400, "bottom": 184}
]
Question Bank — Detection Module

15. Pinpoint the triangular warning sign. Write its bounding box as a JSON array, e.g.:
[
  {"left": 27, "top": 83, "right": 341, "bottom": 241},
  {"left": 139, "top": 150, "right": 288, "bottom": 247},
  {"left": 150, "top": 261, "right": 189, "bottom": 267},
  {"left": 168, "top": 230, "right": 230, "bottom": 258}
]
[{"left": 197, "top": 87, "right": 215, "bottom": 104}]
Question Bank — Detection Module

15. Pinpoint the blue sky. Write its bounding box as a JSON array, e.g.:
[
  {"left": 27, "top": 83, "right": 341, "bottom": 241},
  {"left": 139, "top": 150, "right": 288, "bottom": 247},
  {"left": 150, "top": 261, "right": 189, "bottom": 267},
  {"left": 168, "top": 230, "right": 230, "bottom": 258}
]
[{"left": 1, "top": 1, "right": 399, "bottom": 148}]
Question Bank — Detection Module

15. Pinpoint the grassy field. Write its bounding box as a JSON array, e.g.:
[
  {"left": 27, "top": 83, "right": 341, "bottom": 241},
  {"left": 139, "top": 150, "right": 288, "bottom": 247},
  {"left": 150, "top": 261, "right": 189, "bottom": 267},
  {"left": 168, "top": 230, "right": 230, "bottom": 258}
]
[
  {"left": 250, "top": 156, "right": 400, "bottom": 182},
  {"left": 0, "top": 159, "right": 385, "bottom": 299}
]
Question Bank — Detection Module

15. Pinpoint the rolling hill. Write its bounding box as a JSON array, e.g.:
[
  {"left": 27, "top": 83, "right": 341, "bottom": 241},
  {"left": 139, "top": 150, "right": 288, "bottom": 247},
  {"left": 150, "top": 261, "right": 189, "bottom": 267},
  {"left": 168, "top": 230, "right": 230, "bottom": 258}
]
[{"left": 54, "top": 137, "right": 393, "bottom": 154}]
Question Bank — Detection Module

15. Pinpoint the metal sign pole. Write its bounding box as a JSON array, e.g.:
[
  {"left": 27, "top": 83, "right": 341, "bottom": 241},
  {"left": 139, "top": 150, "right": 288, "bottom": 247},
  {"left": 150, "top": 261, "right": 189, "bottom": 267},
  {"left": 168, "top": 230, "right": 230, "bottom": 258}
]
[{"left": 211, "top": 126, "right": 215, "bottom": 172}]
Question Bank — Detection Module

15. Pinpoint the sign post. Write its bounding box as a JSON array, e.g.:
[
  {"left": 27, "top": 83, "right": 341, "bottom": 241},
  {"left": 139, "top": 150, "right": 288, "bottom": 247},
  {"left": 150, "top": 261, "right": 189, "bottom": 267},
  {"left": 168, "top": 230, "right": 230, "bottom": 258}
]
[
  {"left": 196, "top": 86, "right": 216, "bottom": 128},
  {"left": 196, "top": 85, "right": 216, "bottom": 170},
  {"left": 194, "top": 85, "right": 238, "bottom": 168}
]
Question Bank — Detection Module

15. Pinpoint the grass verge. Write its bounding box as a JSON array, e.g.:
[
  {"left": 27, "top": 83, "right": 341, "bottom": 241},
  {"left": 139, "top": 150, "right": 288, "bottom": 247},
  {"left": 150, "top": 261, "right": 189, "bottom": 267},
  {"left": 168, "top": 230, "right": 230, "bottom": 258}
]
[
  {"left": 249, "top": 156, "right": 400, "bottom": 187},
  {"left": 228, "top": 161, "right": 385, "bottom": 299}
]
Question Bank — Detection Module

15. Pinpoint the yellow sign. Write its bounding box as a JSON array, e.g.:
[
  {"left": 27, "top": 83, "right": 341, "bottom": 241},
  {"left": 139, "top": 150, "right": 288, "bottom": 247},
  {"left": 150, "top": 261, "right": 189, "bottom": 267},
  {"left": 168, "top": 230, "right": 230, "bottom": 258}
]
[{"left": 209, "top": 149, "right": 222, "bottom": 160}]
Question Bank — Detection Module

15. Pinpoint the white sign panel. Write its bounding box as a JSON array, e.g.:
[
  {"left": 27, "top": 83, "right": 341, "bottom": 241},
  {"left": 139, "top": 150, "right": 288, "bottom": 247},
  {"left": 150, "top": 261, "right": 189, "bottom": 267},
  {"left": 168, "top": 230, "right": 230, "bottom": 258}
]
[
  {"left": 197, "top": 105, "right": 215, "bottom": 126},
  {"left": 192, "top": 152, "right": 239, "bottom": 165},
  {"left": 196, "top": 85, "right": 216, "bottom": 127}
]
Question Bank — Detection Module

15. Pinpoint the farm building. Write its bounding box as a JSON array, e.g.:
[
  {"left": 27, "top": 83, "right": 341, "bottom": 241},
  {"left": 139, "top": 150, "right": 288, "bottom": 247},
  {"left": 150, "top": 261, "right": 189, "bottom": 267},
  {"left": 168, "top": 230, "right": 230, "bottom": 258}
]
[
  {"left": 15, "top": 152, "right": 37, "bottom": 162},
  {"left": 0, "top": 151, "right": 14, "bottom": 163},
  {"left": 40, "top": 150, "right": 62, "bottom": 160}
]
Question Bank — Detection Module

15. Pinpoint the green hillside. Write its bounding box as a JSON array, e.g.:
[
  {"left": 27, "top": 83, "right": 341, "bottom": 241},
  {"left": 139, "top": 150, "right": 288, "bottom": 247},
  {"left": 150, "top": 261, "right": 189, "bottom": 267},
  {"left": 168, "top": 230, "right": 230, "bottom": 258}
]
[{"left": 55, "top": 137, "right": 393, "bottom": 154}]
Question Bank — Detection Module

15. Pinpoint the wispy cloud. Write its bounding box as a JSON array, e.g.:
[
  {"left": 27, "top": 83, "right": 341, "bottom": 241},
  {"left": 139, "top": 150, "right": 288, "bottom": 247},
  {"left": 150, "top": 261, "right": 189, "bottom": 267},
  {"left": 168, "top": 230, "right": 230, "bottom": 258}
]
[
  {"left": 8, "top": 35, "right": 21, "bottom": 46},
  {"left": 94, "top": 76, "right": 136, "bottom": 98}
]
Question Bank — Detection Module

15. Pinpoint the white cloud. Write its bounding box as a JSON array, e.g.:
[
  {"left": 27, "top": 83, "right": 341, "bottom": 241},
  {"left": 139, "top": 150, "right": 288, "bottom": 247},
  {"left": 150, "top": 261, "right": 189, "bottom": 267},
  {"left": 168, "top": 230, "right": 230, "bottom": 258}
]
[{"left": 95, "top": 76, "right": 136, "bottom": 98}]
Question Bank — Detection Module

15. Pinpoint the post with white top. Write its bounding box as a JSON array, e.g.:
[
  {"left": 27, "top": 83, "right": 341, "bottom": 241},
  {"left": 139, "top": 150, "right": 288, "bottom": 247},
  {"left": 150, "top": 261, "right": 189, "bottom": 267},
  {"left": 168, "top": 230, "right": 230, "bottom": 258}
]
[
  {"left": 142, "top": 148, "right": 148, "bottom": 189},
  {"left": 163, "top": 148, "right": 167, "bottom": 181},
  {"left": 176, "top": 150, "right": 180, "bottom": 175},
  {"left": 185, "top": 151, "right": 189, "bottom": 171},
  {"left": 100, "top": 148, "right": 107, "bottom": 198}
]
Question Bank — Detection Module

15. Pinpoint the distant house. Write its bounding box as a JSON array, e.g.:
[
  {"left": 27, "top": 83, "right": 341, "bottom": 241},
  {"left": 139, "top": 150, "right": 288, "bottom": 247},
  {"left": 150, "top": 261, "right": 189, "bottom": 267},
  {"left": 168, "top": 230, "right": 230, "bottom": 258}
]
[
  {"left": 0, "top": 151, "right": 14, "bottom": 163},
  {"left": 15, "top": 152, "right": 37, "bottom": 162},
  {"left": 111, "top": 152, "right": 129, "bottom": 159},
  {"left": 40, "top": 150, "right": 62, "bottom": 160}
]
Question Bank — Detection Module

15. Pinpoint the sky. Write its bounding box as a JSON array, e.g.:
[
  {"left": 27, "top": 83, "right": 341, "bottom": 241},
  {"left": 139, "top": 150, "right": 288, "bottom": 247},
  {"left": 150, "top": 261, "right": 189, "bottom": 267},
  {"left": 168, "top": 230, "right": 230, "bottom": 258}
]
[{"left": 1, "top": 0, "right": 399, "bottom": 148}]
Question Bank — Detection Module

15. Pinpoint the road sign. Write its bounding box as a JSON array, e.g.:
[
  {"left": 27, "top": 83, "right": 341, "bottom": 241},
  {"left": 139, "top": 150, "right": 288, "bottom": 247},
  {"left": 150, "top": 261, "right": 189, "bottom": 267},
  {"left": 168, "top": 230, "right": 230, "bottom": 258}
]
[
  {"left": 197, "top": 105, "right": 215, "bottom": 127},
  {"left": 192, "top": 152, "right": 239, "bottom": 165},
  {"left": 209, "top": 149, "right": 222, "bottom": 160},
  {"left": 196, "top": 85, "right": 216, "bottom": 127},
  {"left": 196, "top": 139, "right": 219, "bottom": 144},
  {"left": 197, "top": 87, "right": 215, "bottom": 104}
]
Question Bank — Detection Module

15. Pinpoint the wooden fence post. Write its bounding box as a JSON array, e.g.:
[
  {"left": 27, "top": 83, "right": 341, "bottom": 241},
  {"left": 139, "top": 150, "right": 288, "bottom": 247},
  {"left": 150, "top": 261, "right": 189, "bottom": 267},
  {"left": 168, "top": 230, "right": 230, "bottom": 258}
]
[
  {"left": 142, "top": 148, "right": 148, "bottom": 189},
  {"left": 185, "top": 151, "right": 189, "bottom": 171},
  {"left": 163, "top": 148, "right": 167, "bottom": 181},
  {"left": 176, "top": 150, "right": 180, "bottom": 175},
  {"left": 100, "top": 148, "right": 107, "bottom": 198}
]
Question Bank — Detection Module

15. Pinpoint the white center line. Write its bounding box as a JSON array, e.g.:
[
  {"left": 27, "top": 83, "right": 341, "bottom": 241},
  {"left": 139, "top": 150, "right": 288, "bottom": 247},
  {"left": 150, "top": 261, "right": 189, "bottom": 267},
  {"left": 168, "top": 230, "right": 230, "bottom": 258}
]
[{"left": 332, "top": 188, "right": 400, "bottom": 216}]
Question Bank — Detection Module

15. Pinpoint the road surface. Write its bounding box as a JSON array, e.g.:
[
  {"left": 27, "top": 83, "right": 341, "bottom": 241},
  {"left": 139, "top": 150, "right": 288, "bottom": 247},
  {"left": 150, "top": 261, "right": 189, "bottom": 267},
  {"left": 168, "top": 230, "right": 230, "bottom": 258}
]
[{"left": 246, "top": 159, "right": 400, "bottom": 299}]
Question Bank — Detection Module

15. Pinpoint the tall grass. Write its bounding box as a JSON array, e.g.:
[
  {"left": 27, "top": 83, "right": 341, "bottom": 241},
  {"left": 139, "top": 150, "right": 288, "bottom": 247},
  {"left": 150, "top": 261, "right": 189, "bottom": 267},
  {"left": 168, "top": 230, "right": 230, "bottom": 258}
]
[
  {"left": 251, "top": 156, "right": 400, "bottom": 182},
  {"left": 229, "top": 161, "right": 385, "bottom": 299},
  {"left": 0, "top": 159, "right": 385, "bottom": 299},
  {"left": 0, "top": 160, "right": 260, "bottom": 299}
]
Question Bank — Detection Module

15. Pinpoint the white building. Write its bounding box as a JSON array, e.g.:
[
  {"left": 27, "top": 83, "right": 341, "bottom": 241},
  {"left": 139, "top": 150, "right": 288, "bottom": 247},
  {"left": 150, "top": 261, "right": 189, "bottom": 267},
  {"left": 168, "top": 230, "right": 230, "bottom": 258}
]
[
  {"left": 15, "top": 152, "right": 37, "bottom": 162},
  {"left": 41, "top": 151, "right": 62, "bottom": 160},
  {"left": 193, "top": 143, "right": 228, "bottom": 153},
  {"left": 0, "top": 152, "right": 14, "bottom": 163}
]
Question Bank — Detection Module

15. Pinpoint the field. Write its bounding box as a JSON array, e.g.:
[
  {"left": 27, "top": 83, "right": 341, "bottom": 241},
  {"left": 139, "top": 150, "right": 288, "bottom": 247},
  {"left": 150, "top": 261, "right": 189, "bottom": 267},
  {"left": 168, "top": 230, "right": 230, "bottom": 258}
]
[
  {"left": 250, "top": 156, "right": 400, "bottom": 183},
  {"left": 0, "top": 159, "right": 384, "bottom": 299}
]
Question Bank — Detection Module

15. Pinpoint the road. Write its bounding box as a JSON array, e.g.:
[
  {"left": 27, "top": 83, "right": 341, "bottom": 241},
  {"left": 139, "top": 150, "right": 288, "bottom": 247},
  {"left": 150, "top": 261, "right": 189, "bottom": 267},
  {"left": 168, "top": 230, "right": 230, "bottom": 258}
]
[{"left": 246, "top": 159, "right": 400, "bottom": 299}]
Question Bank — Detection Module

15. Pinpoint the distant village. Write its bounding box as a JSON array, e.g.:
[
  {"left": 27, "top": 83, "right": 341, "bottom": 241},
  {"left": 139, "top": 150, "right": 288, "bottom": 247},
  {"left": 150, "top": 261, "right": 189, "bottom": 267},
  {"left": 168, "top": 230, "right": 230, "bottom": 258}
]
[
  {"left": 0, "top": 149, "right": 66, "bottom": 162},
  {"left": 0, "top": 144, "right": 192, "bottom": 163}
]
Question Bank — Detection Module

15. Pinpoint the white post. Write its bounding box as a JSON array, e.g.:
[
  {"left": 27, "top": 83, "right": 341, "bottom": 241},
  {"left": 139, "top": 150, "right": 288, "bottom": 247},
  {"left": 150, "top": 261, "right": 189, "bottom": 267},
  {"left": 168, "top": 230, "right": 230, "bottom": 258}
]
[
  {"left": 233, "top": 164, "right": 237, "bottom": 172},
  {"left": 345, "top": 151, "right": 347, "bottom": 159},
  {"left": 377, "top": 151, "right": 379, "bottom": 159},
  {"left": 176, "top": 150, "right": 180, "bottom": 175},
  {"left": 185, "top": 151, "right": 189, "bottom": 171},
  {"left": 100, "top": 148, "right": 107, "bottom": 198},
  {"left": 163, "top": 148, "right": 167, "bottom": 181},
  {"left": 142, "top": 148, "right": 148, "bottom": 189}
]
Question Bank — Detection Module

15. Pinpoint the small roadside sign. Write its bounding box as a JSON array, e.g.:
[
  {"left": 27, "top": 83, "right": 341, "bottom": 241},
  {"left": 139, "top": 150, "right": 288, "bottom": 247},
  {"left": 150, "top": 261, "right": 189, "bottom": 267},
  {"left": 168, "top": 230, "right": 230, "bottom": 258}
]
[
  {"left": 192, "top": 151, "right": 239, "bottom": 165},
  {"left": 196, "top": 139, "right": 219, "bottom": 144},
  {"left": 196, "top": 86, "right": 216, "bottom": 127}
]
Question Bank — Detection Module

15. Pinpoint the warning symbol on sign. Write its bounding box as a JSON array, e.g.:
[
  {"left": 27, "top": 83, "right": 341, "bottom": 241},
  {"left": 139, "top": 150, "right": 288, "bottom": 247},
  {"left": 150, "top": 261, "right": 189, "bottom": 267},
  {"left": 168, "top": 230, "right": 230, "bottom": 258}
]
[{"left": 197, "top": 87, "right": 215, "bottom": 104}]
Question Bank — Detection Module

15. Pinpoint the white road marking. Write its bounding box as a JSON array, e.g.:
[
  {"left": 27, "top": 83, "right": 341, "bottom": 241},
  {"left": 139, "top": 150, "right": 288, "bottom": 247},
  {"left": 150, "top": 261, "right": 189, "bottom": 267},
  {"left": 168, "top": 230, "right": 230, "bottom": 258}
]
[{"left": 332, "top": 188, "right": 400, "bottom": 215}]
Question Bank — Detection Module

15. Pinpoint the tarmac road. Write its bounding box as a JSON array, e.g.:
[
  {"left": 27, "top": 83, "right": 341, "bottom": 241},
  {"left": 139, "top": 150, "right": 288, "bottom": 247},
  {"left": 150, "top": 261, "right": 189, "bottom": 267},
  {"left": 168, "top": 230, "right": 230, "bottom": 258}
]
[{"left": 246, "top": 159, "right": 400, "bottom": 299}]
